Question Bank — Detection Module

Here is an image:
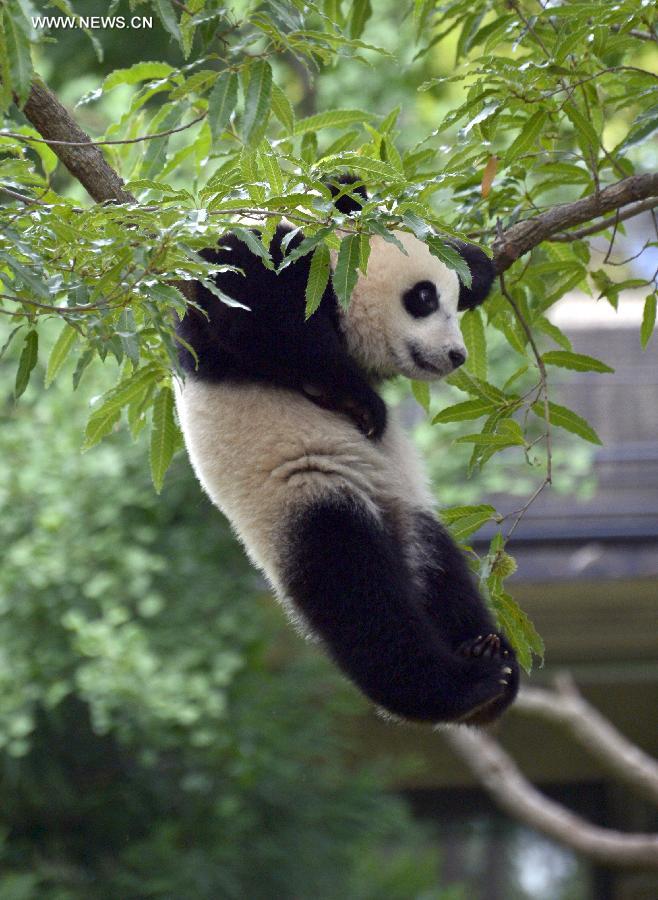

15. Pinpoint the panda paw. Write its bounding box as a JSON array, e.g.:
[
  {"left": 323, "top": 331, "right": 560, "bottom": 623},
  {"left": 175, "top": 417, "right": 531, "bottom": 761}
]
[
  {"left": 457, "top": 632, "right": 511, "bottom": 662},
  {"left": 341, "top": 390, "right": 387, "bottom": 439},
  {"left": 303, "top": 383, "right": 387, "bottom": 439},
  {"left": 455, "top": 632, "right": 518, "bottom": 724}
]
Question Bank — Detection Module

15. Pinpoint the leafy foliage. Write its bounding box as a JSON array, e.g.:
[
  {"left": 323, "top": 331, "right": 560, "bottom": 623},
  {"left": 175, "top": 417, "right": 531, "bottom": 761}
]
[{"left": 1, "top": 0, "right": 657, "bottom": 671}]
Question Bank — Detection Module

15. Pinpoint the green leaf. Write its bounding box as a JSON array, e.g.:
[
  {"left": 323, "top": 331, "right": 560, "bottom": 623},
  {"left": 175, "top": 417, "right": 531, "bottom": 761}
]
[
  {"left": 154, "top": 0, "right": 182, "bottom": 45},
  {"left": 305, "top": 243, "right": 331, "bottom": 319},
  {"left": 242, "top": 60, "right": 272, "bottom": 146},
  {"left": 45, "top": 323, "right": 77, "bottom": 388},
  {"left": 441, "top": 504, "right": 496, "bottom": 525},
  {"left": 427, "top": 238, "right": 472, "bottom": 288},
  {"left": 319, "top": 153, "right": 401, "bottom": 181},
  {"left": 278, "top": 227, "right": 333, "bottom": 272},
  {"left": 82, "top": 366, "right": 161, "bottom": 450},
  {"left": 531, "top": 400, "right": 602, "bottom": 445},
  {"left": 565, "top": 101, "right": 599, "bottom": 157},
  {"left": 432, "top": 398, "right": 495, "bottom": 424},
  {"left": 491, "top": 591, "right": 544, "bottom": 673},
  {"left": 641, "top": 293, "right": 656, "bottom": 350},
  {"left": 534, "top": 316, "right": 573, "bottom": 351},
  {"left": 103, "top": 62, "right": 174, "bottom": 92},
  {"left": 461, "top": 308, "right": 487, "bottom": 380},
  {"left": 455, "top": 432, "right": 524, "bottom": 447},
  {"left": 447, "top": 369, "right": 508, "bottom": 405},
  {"left": 332, "top": 234, "right": 361, "bottom": 308},
  {"left": 411, "top": 380, "right": 430, "bottom": 413},
  {"left": 503, "top": 110, "right": 547, "bottom": 165},
  {"left": 448, "top": 510, "right": 494, "bottom": 541},
  {"left": 207, "top": 71, "right": 238, "bottom": 142},
  {"left": 542, "top": 350, "right": 613, "bottom": 373},
  {"left": 348, "top": 0, "right": 372, "bottom": 39},
  {"left": 150, "top": 385, "right": 177, "bottom": 493},
  {"left": 270, "top": 82, "right": 295, "bottom": 133},
  {"left": 14, "top": 329, "right": 38, "bottom": 399},
  {"left": 295, "top": 109, "right": 373, "bottom": 135},
  {"left": 3, "top": 4, "right": 33, "bottom": 106}
]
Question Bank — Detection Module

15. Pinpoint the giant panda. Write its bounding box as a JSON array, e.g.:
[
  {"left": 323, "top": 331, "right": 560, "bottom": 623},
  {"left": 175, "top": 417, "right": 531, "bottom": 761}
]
[{"left": 175, "top": 181, "right": 520, "bottom": 725}]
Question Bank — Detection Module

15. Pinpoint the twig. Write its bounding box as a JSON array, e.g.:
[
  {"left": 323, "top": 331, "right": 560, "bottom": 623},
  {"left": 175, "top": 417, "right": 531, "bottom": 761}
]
[
  {"left": 0, "top": 113, "right": 206, "bottom": 148},
  {"left": 0, "top": 185, "right": 49, "bottom": 206},
  {"left": 443, "top": 726, "right": 658, "bottom": 868},
  {"left": 549, "top": 198, "right": 658, "bottom": 243},
  {"left": 515, "top": 675, "right": 658, "bottom": 806}
]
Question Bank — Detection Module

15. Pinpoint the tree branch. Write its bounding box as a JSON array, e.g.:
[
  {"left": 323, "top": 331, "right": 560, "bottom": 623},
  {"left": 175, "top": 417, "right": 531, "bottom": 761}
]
[
  {"left": 493, "top": 173, "right": 658, "bottom": 272},
  {"left": 514, "top": 675, "right": 658, "bottom": 806},
  {"left": 21, "top": 80, "right": 135, "bottom": 204},
  {"left": 548, "top": 198, "right": 658, "bottom": 243},
  {"left": 444, "top": 726, "right": 658, "bottom": 868}
]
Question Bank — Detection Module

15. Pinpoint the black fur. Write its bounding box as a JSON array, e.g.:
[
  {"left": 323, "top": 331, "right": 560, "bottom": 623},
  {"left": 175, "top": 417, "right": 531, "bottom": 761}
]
[
  {"left": 283, "top": 497, "right": 518, "bottom": 724},
  {"left": 453, "top": 240, "right": 496, "bottom": 311},
  {"left": 178, "top": 225, "right": 387, "bottom": 438}
]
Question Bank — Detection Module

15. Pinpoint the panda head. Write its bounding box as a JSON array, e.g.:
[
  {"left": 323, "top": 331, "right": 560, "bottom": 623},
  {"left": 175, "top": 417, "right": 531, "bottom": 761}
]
[{"left": 337, "top": 229, "right": 495, "bottom": 381}]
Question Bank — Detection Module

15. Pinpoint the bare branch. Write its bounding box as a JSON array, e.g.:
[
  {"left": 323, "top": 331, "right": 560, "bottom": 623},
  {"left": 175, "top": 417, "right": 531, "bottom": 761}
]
[
  {"left": 443, "top": 726, "right": 658, "bottom": 868},
  {"left": 21, "top": 80, "right": 135, "bottom": 204},
  {"left": 515, "top": 675, "right": 658, "bottom": 807},
  {"left": 549, "top": 198, "right": 658, "bottom": 243},
  {"left": 494, "top": 173, "right": 658, "bottom": 272}
]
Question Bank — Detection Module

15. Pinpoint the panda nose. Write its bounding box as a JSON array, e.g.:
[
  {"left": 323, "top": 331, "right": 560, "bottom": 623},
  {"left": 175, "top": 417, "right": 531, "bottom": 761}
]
[{"left": 449, "top": 350, "right": 466, "bottom": 370}]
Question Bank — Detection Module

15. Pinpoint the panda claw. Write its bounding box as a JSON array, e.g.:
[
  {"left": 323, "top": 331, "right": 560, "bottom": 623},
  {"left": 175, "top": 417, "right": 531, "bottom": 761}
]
[
  {"left": 502, "top": 666, "right": 512, "bottom": 675},
  {"left": 499, "top": 679, "right": 508, "bottom": 686}
]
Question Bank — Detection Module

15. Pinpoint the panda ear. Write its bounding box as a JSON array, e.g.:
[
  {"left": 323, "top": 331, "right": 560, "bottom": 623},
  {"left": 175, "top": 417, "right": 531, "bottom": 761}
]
[
  {"left": 452, "top": 241, "right": 496, "bottom": 311},
  {"left": 326, "top": 175, "right": 367, "bottom": 215}
]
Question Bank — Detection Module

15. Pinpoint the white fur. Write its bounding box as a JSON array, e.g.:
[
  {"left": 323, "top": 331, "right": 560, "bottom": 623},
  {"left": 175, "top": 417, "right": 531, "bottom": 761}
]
[
  {"left": 176, "top": 379, "right": 434, "bottom": 599},
  {"left": 337, "top": 231, "right": 466, "bottom": 380}
]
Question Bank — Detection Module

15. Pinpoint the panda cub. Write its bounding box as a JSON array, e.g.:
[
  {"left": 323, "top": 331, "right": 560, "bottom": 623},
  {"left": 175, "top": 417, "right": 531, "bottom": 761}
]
[{"left": 176, "top": 182, "right": 519, "bottom": 725}]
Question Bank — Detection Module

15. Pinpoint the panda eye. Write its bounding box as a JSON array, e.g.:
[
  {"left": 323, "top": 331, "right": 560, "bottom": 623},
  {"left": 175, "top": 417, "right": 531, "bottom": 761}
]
[{"left": 402, "top": 281, "right": 439, "bottom": 318}]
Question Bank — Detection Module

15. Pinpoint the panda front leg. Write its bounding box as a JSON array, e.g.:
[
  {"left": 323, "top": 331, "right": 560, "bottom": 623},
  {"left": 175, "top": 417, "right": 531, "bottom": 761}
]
[
  {"left": 410, "top": 511, "right": 520, "bottom": 722},
  {"left": 280, "top": 494, "right": 518, "bottom": 724}
]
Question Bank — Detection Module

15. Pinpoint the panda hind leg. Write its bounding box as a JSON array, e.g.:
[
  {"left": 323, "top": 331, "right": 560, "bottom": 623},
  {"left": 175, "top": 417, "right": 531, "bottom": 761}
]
[{"left": 280, "top": 492, "right": 517, "bottom": 724}]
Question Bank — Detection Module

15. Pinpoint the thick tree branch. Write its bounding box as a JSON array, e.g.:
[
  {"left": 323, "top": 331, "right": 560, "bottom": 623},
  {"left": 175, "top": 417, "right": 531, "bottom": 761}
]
[
  {"left": 21, "top": 80, "right": 135, "bottom": 204},
  {"left": 444, "top": 726, "right": 658, "bottom": 868},
  {"left": 514, "top": 675, "right": 658, "bottom": 806},
  {"left": 493, "top": 173, "right": 658, "bottom": 272}
]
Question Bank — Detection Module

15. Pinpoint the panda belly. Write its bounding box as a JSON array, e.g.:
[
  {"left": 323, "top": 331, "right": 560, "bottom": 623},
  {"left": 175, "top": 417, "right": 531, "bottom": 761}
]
[
  {"left": 175, "top": 377, "right": 433, "bottom": 589},
  {"left": 176, "top": 377, "right": 519, "bottom": 724}
]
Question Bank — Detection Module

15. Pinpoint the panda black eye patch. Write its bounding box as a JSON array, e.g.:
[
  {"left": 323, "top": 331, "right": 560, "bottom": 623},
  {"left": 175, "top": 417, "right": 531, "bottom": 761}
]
[{"left": 402, "top": 281, "right": 439, "bottom": 318}]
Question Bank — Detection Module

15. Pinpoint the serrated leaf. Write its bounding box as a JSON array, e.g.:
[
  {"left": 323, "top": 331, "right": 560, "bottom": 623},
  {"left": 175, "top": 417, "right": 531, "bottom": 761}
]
[
  {"left": 45, "top": 323, "right": 77, "bottom": 387},
  {"left": 441, "top": 504, "right": 496, "bottom": 525},
  {"left": 332, "top": 234, "right": 361, "bottom": 308},
  {"left": 207, "top": 70, "right": 238, "bottom": 142},
  {"left": 150, "top": 384, "right": 177, "bottom": 493},
  {"left": 481, "top": 155, "right": 497, "bottom": 198},
  {"left": 427, "top": 238, "right": 472, "bottom": 288},
  {"left": 82, "top": 365, "right": 160, "bottom": 450},
  {"left": 456, "top": 432, "right": 524, "bottom": 447},
  {"left": 305, "top": 243, "right": 330, "bottom": 319},
  {"left": 461, "top": 308, "right": 487, "bottom": 380},
  {"left": 348, "top": 0, "right": 372, "bottom": 39},
  {"left": 503, "top": 110, "right": 547, "bottom": 165},
  {"left": 103, "top": 61, "right": 174, "bottom": 92},
  {"left": 641, "top": 293, "right": 656, "bottom": 350},
  {"left": 319, "top": 153, "right": 401, "bottom": 180},
  {"left": 242, "top": 60, "right": 272, "bottom": 146},
  {"left": 432, "top": 398, "right": 495, "bottom": 424},
  {"left": 154, "top": 0, "right": 182, "bottom": 45},
  {"left": 565, "top": 101, "right": 599, "bottom": 157},
  {"left": 542, "top": 350, "right": 613, "bottom": 373},
  {"left": 535, "top": 316, "right": 572, "bottom": 351},
  {"left": 448, "top": 510, "right": 493, "bottom": 541},
  {"left": 3, "top": 5, "right": 33, "bottom": 106},
  {"left": 14, "top": 328, "right": 38, "bottom": 399},
  {"left": 270, "top": 82, "right": 295, "bottom": 133},
  {"left": 295, "top": 109, "right": 373, "bottom": 135},
  {"left": 411, "top": 380, "right": 430, "bottom": 412},
  {"left": 532, "top": 400, "right": 602, "bottom": 445},
  {"left": 492, "top": 591, "right": 544, "bottom": 673}
]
